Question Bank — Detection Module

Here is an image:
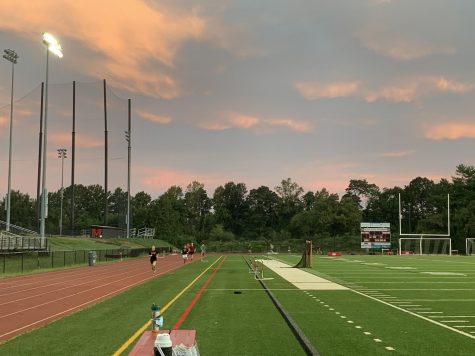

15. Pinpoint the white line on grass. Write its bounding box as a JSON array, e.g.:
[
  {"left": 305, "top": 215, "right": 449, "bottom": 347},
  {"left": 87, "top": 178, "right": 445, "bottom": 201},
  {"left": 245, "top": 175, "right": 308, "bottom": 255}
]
[
  {"left": 430, "top": 316, "right": 475, "bottom": 318},
  {"left": 351, "top": 289, "right": 475, "bottom": 340},
  {"left": 441, "top": 321, "right": 469, "bottom": 323}
]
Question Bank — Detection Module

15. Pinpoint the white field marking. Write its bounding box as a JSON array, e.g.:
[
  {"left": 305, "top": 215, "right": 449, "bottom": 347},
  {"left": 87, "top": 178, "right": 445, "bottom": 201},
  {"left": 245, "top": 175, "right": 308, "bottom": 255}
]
[
  {"left": 454, "top": 326, "right": 475, "bottom": 328},
  {"left": 364, "top": 332, "right": 372, "bottom": 335},
  {"left": 430, "top": 316, "right": 475, "bottom": 318},
  {"left": 362, "top": 289, "right": 475, "bottom": 291},
  {"left": 363, "top": 263, "right": 386, "bottom": 266},
  {"left": 407, "top": 308, "right": 432, "bottom": 311},
  {"left": 347, "top": 321, "right": 354, "bottom": 324},
  {"left": 329, "top": 308, "right": 334, "bottom": 311},
  {"left": 418, "top": 312, "right": 444, "bottom": 314},
  {"left": 320, "top": 302, "right": 324, "bottom": 304},
  {"left": 350, "top": 281, "right": 475, "bottom": 284},
  {"left": 324, "top": 305, "right": 329, "bottom": 308},
  {"left": 205, "top": 288, "right": 303, "bottom": 291},
  {"left": 391, "top": 301, "right": 412, "bottom": 304},
  {"left": 385, "top": 267, "right": 416, "bottom": 270},
  {"left": 379, "top": 297, "right": 397, "bottom": 299},
  {"left": 350, "top": 290, "right": 475, "bottom": 340},
  {"left": 260, "top": 259, "right": 348, "bottom": 290},
  {"left": 340, "top": 316, "right": 347, "bottom": 319},
  {"left": 312, "top": 297, "right": 317, "bottom": 299},
  {"left": 385, "top": 347, "right": 396, "bottom": 351},
  {"left": 421, "top": 272, "right": 466, "bottom": 276},
  {"left": 402, "top": 299, "right": 475, "bottom": 302},
  {"left": 335, "top": 312, "right": 341, "bottom": 315},
  {"left": 441, "top": 321, "right": 469, "bottom": 323},
  {"left": 471, "top": 332, "right": 475, "bottom": 334},
  {"left": 374, "top": 339, "right": 382, "bottom": 343},
  {"left": 355, "top": 326, "right": 362, "bottom": 329},
  {"left": 400, "top": 305, "right": 421, "bottom": 307}
]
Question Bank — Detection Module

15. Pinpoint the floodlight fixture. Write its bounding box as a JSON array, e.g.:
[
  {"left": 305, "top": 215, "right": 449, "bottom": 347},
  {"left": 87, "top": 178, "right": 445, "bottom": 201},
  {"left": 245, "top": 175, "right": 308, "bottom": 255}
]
[{"left": 42, "top": 32, "right": 63, "bottom": 58}]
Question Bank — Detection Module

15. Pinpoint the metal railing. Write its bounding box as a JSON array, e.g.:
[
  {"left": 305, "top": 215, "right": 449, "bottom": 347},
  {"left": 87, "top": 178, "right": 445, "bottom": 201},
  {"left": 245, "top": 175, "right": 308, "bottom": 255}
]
[{"left": 0, "top": 219, "right": 38, "bottom": 236}]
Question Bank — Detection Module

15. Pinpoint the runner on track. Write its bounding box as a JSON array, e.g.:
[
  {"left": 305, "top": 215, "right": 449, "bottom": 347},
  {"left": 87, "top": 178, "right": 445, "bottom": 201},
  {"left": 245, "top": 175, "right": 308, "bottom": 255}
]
[
  {"left": 149, "top": 245, "right": 158, "bottom": 273},
  {"left": 189, "top": 242, "right": 195, "bottom": 260},
  {"left": 181, "top": 244, "right": 189, "bottom": 264}
]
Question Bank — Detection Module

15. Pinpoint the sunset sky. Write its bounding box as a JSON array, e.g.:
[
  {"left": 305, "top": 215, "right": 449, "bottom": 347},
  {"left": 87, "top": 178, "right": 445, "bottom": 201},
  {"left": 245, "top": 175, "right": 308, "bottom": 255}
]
[{"left": 1, "top": 0, "right": 475, "bottom": 198}]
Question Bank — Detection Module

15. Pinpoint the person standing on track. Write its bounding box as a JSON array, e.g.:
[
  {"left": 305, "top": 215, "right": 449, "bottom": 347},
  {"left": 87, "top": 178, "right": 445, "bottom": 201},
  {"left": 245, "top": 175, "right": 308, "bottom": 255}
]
[
  {"left": 189, "top": 242, "right": 196, "bottom": 260},
  {"left": 181, "top": 244, "right": 189, "bottom": 264},
  {"left": 149, "top": 245, "right": 158, "bottom": 273}
]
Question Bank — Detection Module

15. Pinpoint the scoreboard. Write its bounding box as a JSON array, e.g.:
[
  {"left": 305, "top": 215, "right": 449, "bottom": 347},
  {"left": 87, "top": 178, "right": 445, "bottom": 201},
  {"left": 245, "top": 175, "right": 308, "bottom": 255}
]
[{"left": 360, "top": 222, "right": 391, "bottom": 249}]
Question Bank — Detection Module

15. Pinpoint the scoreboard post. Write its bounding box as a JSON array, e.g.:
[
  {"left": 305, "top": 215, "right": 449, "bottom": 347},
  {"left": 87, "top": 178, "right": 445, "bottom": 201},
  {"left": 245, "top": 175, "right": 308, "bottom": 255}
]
[{"left": 360, "top": 222, "right": 391, "bottom": 249}]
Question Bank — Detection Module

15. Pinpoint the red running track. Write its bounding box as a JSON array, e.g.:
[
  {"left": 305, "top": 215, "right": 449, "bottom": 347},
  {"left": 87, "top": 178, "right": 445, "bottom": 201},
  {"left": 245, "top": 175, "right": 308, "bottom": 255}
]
[{"left": 0, "top": 254, "right": 189, "bottom": 342}]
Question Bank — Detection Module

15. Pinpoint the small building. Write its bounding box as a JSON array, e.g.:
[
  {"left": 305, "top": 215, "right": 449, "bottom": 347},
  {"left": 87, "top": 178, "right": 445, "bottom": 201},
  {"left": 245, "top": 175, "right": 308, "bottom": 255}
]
[{"left": 90, "top": 225, "right": 125, "bottom": 239}]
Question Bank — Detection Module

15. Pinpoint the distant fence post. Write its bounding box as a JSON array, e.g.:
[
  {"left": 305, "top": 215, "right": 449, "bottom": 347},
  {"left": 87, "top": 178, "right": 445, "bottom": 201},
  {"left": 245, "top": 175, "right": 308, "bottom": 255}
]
[
  {"left": 21, "top": 253, "right": 24, "bottom": 273},
  {"left": 51, "top": 252, "right": 54, "bottom": 268}
]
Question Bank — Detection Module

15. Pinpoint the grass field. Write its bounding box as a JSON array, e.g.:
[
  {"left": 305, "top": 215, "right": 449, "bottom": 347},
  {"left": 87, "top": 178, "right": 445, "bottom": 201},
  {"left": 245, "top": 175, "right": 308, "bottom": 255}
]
[{"left": 1, "top": 254, "right": 474, "bottom": 355}]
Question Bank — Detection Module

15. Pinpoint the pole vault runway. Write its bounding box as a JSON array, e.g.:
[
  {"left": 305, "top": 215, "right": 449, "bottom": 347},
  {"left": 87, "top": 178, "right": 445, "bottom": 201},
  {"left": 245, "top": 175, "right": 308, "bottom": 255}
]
[{"left": 0, "top": 254, "right": 188, "bottom": 342}]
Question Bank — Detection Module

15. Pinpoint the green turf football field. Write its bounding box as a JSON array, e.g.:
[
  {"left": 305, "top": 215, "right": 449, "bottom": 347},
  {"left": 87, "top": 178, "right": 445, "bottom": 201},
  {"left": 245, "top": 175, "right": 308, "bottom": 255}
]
[{"left": 1, "top": 254, "right": 474, "bottom": 355}]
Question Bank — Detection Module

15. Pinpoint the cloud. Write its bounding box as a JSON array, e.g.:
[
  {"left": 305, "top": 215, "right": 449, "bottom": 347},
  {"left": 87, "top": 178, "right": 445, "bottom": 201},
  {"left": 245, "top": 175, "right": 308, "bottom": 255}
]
[
  {"left": 0, "top": 115, "right": 7, "bottom": 128},
  {"left": 198, "top": 113, "right": 312, "bottom": 133},
  {"left": 137, "top": 110, "right": 171, "bottom": 124},
  {"left": 358, "top": 31, "right": 455, "bottom": 61},
  {"left": 434, "top": 77, "right": 474, "bottom": 93},
  {"left": 264, "top": 118, "right": 312, "bottom": 133},
  {"left": 293, "top": 76, "right": 475, "bottom": 103},
  {"left": 378, "top": 150, "right": 414, "bottom": 158},
  {"left": 229, "top": 114, "right": 259, "bottom": 129},
  {"left": 425, "top": 122, "right": 475, "bottom": 140},
  {"left": 0, "top": 0, "right": 207, "bottom": 99},
  {"left": 294, "top": 81, "right": 361, "bottom": 100},
  {"left": 139, "top": 166, "right": 221, "bottom": 194}
]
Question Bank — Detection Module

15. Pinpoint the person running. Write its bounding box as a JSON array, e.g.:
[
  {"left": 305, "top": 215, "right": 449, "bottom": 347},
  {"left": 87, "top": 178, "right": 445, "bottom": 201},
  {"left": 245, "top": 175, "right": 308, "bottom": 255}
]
[
  {"left": 181, "top": 244, "right": 188, "bottom": 264},
  {"left": 200, "top": 243, "right": 206, "bottom": 257},
  {"left": 149, "top": 245, "right": 158, "bottom": 273},
  {"left": 189, "top": 242, "right": 195, "bottom": 260}
]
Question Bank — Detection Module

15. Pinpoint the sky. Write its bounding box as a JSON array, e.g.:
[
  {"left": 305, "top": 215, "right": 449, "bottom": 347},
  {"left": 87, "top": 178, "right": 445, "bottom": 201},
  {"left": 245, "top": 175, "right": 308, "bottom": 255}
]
[{"left": 1, "top": 0, "right": 475, "bottom": 198}]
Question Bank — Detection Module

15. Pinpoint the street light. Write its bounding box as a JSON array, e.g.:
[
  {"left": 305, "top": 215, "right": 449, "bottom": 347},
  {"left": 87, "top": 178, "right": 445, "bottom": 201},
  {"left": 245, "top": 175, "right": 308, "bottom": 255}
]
[
  {"left": 3, "top": 49, "right": 19, "bottom": 232},
  {"left": 40, "top": 32, "right": 63, "bottom": 238},
  {"left": 57, "top": 148, "right": 67, "bottom": 236}
]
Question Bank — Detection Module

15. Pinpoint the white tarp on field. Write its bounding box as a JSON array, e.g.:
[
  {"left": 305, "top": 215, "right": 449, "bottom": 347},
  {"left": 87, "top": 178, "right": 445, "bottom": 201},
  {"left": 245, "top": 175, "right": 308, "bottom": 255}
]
[{"left": 259, "top": 259, "right": 348, "bottom": 290}]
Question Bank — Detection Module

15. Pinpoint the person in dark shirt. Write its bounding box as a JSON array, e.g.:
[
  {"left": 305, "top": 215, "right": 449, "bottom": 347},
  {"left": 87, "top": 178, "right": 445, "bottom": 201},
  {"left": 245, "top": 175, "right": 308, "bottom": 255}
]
[
  {"left": 181, "top": 245, "right": 188, "bottom": 264},
  {"left": 150, "top": 245, "right": 158, "bottom": 273},
  {"left": 189, "top": 243, "right": 195, "bottom": 260}
]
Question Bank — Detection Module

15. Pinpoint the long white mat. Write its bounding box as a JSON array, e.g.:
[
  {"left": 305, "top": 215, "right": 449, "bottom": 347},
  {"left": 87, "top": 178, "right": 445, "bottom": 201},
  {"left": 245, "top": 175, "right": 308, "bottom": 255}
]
[{"left": 259, "top": 259, "right": 348, "bottom": 290}]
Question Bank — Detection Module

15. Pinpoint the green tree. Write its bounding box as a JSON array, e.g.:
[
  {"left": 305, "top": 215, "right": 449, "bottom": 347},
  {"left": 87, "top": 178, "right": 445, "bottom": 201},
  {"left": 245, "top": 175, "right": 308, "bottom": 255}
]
[
  {"left": 184, "top": 181, "right": 212, "bottom": 238},
  {"left": 213, "top": 182, "right": 249, "bottom": 236}
]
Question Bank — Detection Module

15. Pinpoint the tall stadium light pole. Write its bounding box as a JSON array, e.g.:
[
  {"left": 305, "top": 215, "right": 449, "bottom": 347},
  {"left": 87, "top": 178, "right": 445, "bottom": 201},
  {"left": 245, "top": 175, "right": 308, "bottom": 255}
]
[
  {"left": 2, "top": 49, "right": 18, "bottom": 232},
  {"left": 57, "top": 148, "right": 67, "bottom": 236},
  {"left": 40, "top": 32, "right": 63, "bottom": 238},
  {"left": 125, "top": 99, "right": 131, "bottom": 238}
]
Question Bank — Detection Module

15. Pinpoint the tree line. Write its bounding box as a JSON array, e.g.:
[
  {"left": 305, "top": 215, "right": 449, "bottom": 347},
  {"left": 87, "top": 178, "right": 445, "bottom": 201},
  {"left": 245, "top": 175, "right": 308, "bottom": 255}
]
[{"left": 1, "top": 164, "right": 474, "bottom": 250}]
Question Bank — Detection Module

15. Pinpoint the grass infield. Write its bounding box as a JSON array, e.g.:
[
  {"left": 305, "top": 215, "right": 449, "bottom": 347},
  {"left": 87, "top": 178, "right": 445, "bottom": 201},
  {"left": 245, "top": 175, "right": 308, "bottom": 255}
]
[{"left": 0, "top": 254, "right": 474, "bottom": 355}]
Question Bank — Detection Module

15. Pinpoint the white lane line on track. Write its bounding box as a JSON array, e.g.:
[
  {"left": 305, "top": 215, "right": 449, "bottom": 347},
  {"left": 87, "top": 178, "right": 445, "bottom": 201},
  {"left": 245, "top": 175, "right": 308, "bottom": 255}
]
[
  {"left": 0, "top": 272, "right": 158, "bottom": 340},
  {"left": 0, "top": 268, "right": 158, "bottom": 319}
]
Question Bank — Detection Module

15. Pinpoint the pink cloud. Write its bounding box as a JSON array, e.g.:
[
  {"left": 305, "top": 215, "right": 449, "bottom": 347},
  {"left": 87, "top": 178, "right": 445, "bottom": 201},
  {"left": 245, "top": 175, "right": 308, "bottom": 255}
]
[
  {"left": 137, "top": 110, "right": 171, "bottom": 124},
  {"left": 229, "top": 114, "right": 259, "bottom": 128},
  {"left": 264, "top": 118, "right": 313, "bottom": 133},
  {"left": 138, "top": 166, "right": 222, "bottom": 195},
  {"left": 365, "top": 84, "right": 418, "bottom": 103},
  {"left": 425, "top": 122, "right": 475, "bottom": 140},
  {"left": 0, "top": 0, "right": 207, "bottom": 99},
  {"left": 0, "top": 115, "right": 7, "bottom": 128},
  {"left": 434, "top": 77, "right": 474, "bottom": 93},
  {"left": 197, "top": 121, "right": 231, "bottom": 131},
  {"left": 378, "top": 150, "right": 415, "bottom": 158},
  {"left": 294, "top": 81, "right": 360, "bottom": 100}
]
